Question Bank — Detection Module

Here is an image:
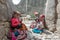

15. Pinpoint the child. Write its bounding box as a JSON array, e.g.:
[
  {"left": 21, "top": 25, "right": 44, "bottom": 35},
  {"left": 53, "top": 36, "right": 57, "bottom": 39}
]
[{"left": 39, "top": 14, "right": 49, "bottom": 29}]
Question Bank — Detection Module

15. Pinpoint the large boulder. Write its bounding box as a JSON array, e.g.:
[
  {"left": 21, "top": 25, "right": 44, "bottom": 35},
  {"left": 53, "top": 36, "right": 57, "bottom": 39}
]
[{"left": 45, "top": 0, "right": 56, "bottom": 31}]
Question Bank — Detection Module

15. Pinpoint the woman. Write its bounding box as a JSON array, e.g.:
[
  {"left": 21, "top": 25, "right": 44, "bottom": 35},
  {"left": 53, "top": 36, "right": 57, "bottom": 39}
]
[
  {"left": 11, "top": 11, "right": 27, "bottom": 30},
  {"left": 7, "top": 11, "right": 28, "bottom": 40},
  {"left": 11, "top": 11, "right": 22, "bottom": 30}
]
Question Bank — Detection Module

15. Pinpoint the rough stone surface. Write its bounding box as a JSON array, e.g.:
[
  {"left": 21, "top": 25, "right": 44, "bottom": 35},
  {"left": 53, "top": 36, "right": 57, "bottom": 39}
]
[
  {"left": 57, "top": 3, "right": 60, "bottom": 15},
  {"left": 58, "top": 0, "right": 60, "bottom": 3},
  {"left": 0, "top": 0, "right": 12, "bottom": 21},
  {"left": 45, "top": 0, "right": 56, "bottom": 31},
  {"left": 0, "top": 22, "right": 9, "bottom": 40},
  {"left": 56, "top": 0, "right": 60, "bottom": 33}
]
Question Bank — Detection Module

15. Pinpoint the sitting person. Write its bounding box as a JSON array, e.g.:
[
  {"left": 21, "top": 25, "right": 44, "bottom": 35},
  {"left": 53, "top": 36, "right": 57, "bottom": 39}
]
[
  {"left": 32, "top": 19, "right": 43, "bottom": 34},
  {"left": 7, "top": 11, "right": 28, "bottom": 40},
  {"left": 30, "top": 14, "right": 48, "bottom": 34},
  {"left": 39, "top": 14, "right": 49, "bottom": 29}
]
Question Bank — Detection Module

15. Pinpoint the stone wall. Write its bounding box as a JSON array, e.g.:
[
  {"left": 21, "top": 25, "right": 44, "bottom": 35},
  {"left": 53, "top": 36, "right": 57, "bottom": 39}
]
[
  {"left": 0, "top": 22, "right": 10, "bottom": 40},
  {"left": 0, "top": 0, "right": 12, "bottom": 21},
  {"left": 45, "top": 0, "right": 56, "bottom": 31},
  {"left": 45, "top": 0, "right": 60, "bottom": 33},
  {"left": 56, "top": 0, "right": 60, "bottom": 33},
  {"left": 0, "top": 0, "right": 12, "bottom": 40}
]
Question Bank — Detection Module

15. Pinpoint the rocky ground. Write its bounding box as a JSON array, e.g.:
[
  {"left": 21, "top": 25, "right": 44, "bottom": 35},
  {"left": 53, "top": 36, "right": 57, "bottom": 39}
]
[
  {"left": 0, "top": 20, "right": 60, "bottom": 40},
  {"left": 23, "top": 20, "right": 60, "bottom": 40}
]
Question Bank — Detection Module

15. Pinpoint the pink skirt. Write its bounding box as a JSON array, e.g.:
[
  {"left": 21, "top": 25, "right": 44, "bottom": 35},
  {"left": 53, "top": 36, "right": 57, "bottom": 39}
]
[{"left": 12, "top": 32, "right": 17, "bottom": 40}]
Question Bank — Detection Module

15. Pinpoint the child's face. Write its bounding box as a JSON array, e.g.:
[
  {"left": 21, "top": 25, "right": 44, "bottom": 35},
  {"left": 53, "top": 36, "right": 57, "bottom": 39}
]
[{"left": 40, "top": 17, "right": 44, "bottom": 21}]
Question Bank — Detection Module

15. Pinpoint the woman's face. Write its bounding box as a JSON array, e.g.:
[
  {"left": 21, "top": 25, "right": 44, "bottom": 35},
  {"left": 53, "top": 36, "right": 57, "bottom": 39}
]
[{"left": 14, "top": 14, "right": 20, "bottom": 18}]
